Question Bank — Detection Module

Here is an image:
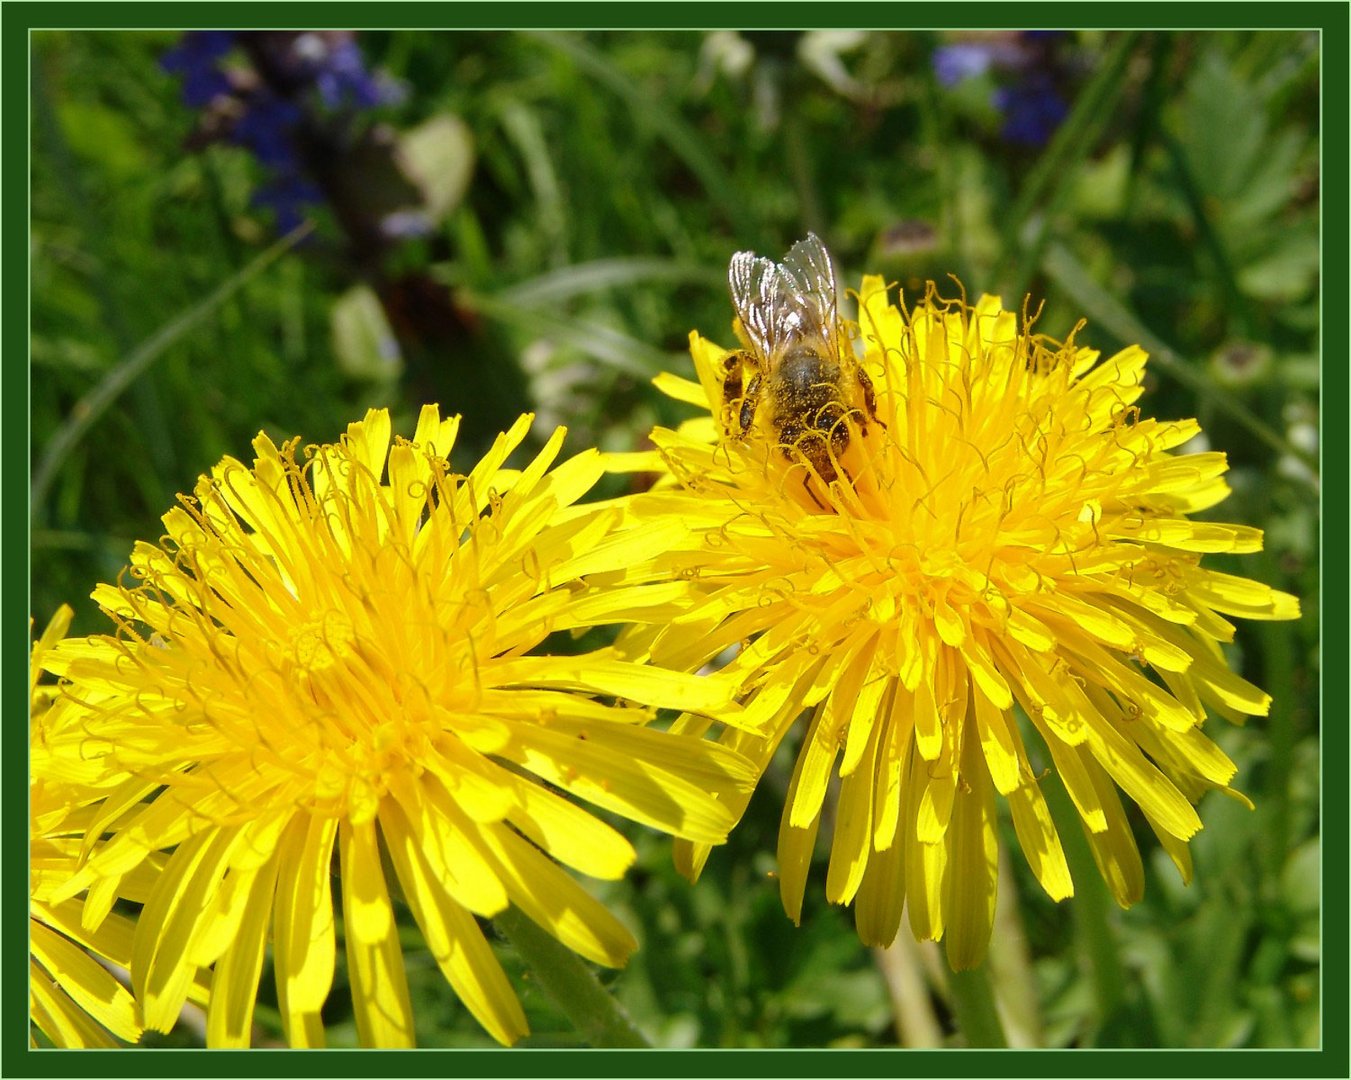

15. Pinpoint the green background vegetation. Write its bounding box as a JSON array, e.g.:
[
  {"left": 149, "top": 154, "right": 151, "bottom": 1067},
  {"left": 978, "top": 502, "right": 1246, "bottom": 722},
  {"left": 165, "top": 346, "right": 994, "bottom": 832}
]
[{"left": 30, "top": 29, "right": 1320, "bottom": 1049}]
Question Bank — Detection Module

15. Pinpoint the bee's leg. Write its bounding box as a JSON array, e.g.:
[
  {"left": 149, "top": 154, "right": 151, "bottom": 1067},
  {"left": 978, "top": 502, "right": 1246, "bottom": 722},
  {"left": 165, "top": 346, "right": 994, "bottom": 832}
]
[
  {"left": 802, "top": 479, "right": 827, "bottom": 511},
  {"left": 780, "top": 421, "right": 833, "bottom": 509},
  {"left": 720, "top": 352, "right": 744, "bottom": 433},
  {"left": 737, "top": 371, "right": 763, "bottom": 439},
  {"left": 812, "top": 402, "right": 850, "bottom": 464},
  {"left": 721, "top": 350, "right": 762, "bottom": 439},
  {"left": 854, "top": 366, "right": 886, "bottom": 432}
]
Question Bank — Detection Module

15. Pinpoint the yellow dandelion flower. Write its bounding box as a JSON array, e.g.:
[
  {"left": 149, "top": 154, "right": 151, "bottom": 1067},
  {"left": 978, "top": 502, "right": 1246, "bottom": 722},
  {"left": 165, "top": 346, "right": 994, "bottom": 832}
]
[
  {"left": 39, "top": 406, "right": 752, "bottom": 1047},
  {"left": 616, "top": 247, "right": 1301, "bottom": 970},
  {"left": 30, "top": 606, "right": 141, "bottom": 1048}
]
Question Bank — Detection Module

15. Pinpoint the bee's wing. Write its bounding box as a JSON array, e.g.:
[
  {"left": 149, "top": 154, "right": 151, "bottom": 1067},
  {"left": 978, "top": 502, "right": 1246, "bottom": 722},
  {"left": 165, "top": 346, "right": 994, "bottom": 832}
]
[
  {"left": 780, "top": 232, "right": 843, "bottom": 353},
  {"left": 729, "top": 249, "right": 797, "bottom": 359}
]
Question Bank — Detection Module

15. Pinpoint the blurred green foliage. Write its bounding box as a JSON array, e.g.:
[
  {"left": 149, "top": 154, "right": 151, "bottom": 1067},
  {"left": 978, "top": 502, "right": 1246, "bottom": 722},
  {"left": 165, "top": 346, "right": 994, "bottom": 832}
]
[{"left": 29, "top": 29, "right": 1319, "bottom": 1049}]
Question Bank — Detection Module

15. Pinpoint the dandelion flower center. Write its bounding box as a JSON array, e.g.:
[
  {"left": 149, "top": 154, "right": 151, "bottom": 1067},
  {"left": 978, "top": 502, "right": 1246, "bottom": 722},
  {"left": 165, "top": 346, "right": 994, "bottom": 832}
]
[{"left": 105, "top": 421, "right": 510, "bottom": 822}]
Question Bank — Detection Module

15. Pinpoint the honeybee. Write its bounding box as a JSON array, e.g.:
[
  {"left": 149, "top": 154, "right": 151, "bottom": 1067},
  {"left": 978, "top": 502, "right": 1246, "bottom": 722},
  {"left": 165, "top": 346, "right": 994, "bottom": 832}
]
[{"left": 721, "top": 233, "right": 881, "bottom": 491}]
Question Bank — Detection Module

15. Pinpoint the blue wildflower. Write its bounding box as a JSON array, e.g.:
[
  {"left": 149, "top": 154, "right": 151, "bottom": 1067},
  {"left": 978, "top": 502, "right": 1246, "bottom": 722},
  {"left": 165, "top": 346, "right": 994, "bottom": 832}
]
[
  {"left": 230, "top": 93, "right": 304, "bottom": 169},
  {"left": 931, "top": 31, "right": 1074, "bottom": 147},
  {"left": 160, "top": 30, "right": 402, "bottom": 237},
  {"left": 160, "top": 30, "right": 236, "bottom": 107},
  {"left": 994, "top": 74, "right": 1069, "bottom": 146},
  {"left": 315, "top": 38, "right": 384, "bottom": 108}
]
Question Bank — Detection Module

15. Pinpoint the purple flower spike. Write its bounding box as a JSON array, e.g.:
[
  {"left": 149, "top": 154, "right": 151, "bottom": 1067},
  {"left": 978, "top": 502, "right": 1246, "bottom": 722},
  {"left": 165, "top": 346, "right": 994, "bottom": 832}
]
[
  {"left": 232, "top": 93, "right": 304, "bottom": 168},
  {"left": 314, "top": 39, "right": 384, "bottom": 109},
  {"left": 160, "top": 30, "right": 237, "bottom": 106}
]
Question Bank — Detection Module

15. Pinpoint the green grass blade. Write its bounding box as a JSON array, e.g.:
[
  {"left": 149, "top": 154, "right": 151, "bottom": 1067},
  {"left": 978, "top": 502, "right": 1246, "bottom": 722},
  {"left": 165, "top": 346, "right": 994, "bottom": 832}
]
[
  {"left": 464, "top": 288, "right": 681, "bottom": 377},
  {"left": 525, "top": 31, "right": 742, "bottom": 222},
  {"left": 494, "top": 257, "right": 723, "bottom": 309},
  {"left": 994, "top": 31, "right": 1141, "bottom": 297},
  {"left": 30, "top": 223, "right": 314, "bottom": 521},
  {"left": 1158, "top": 129, "right": 1258, "bottom": 340}
]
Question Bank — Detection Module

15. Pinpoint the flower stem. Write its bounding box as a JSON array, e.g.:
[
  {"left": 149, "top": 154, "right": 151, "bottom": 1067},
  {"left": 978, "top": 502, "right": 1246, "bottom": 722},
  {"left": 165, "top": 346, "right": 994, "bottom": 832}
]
[
  {"left": 946, "top": 964, "right": 1008, "bottom": 1048},
  {"left": 1045, "top": 774, "right": 1126, "bottom": 1027},
  {"left": 494, "top": 905, "right": 650, "bottom": 1048}
]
